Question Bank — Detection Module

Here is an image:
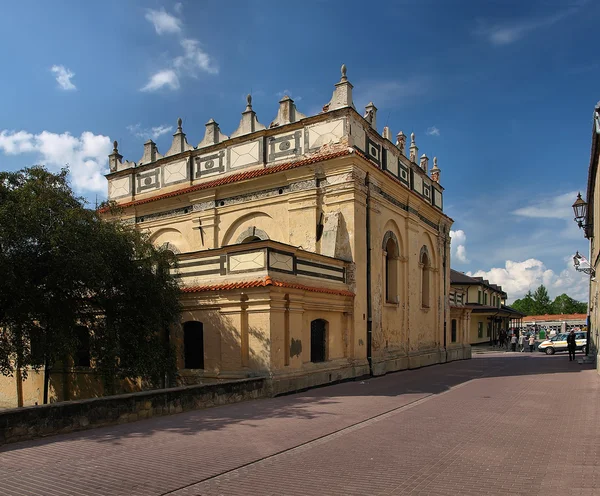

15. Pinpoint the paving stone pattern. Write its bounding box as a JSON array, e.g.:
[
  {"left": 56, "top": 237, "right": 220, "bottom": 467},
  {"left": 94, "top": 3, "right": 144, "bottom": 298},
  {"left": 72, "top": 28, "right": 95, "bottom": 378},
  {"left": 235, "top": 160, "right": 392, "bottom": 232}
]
[{"left": 0, "top": 352, "right": 598, "bottom": 496}]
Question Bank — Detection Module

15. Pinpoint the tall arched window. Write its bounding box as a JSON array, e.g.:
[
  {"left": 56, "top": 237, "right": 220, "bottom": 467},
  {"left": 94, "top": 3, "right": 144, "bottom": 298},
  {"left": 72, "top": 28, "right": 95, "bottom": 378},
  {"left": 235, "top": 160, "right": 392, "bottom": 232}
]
[
  {"left": 310, "top": 319, "right": 327, "bottom": 363},
  {"left": 385, "top": 238, "right": 399, "bottom": 303},
  {"left": 420, "top": 248, "right": 430, "bottom": 308},
  {"left": 75, "top": 326, "right": 91, "bottom": 367},
  {"left": 183, "top": 321, "right": 204, "bottom": 369}
]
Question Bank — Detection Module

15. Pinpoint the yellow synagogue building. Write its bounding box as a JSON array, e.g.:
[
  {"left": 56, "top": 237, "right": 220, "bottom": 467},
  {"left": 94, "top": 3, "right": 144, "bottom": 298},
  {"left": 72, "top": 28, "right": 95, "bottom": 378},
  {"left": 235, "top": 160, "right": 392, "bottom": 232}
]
[{"left": 0, "top": 66, "right": 471, "bottom": 408}]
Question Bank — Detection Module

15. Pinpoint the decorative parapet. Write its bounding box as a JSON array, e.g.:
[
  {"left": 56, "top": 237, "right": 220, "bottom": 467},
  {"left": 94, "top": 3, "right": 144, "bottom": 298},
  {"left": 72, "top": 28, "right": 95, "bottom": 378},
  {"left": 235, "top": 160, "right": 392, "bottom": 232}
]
[
  {"left": 230, "top": 95, "right": 266, "bottom": 138},
  {"left": 166, "top": 118, "right": 193, "bottom": 157},
  {"left": 104, "top": 65, "right": 444, "bottom": 211},
  {"left": 172, "top": 240, "right": 350, "bottom": 293}
]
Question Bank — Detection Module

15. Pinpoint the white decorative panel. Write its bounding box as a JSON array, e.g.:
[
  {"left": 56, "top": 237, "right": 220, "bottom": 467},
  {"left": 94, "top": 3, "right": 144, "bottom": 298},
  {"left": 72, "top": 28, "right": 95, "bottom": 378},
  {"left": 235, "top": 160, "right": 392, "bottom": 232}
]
[
  {"left": 386, "top": 149, "right": 399, "bottom": 176},
  {"left": 163, "top": 159, "right": 188, "bottom": 185},
  {"left": 412, "top": 174, "right": 423, "bottom": 195},
  {"left": 307, "top": 119, "right": 344, "bottom": 150},
  {"left": 434, "top": 188, "right": 443, "bottom": 209},
  {"left": 269, "top": 252, "right": 293, "bottom": 272},
  {"left": 228, "top": 250, "right": 265, "bottom": 272},
  {"left": 229, "top": 140, "right": 261, "bottom": 169},
  {"left": 108, "top": 176, "right": 131, "bottom": 199},
  {"left": 349, "top": 119, "right": 366, "bottom": 151}
]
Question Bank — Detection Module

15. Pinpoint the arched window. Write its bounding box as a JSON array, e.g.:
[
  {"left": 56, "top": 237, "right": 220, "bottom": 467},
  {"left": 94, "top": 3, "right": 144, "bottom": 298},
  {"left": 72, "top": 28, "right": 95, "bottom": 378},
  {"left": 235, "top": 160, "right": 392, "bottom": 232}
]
[
  {"left": 241, "top": 236, "right": 261, "bottom": 243},
  {"left": 420, "top": 247, "right": 430, "bottom": 308},
  {"left": 384, "top": 234, "right": 399, "bottom": 303},
  {"left": 183, "top": 321, "right": 204, "bottom": 369},
  {"left": 235, "top": 227, "right": 269, "bottom": 244},
  {"left": 75, "top": 326, "right": 91, "bottom": 367},
  {"left": 310, "top": 319, "right": 327, "bottom": 363}
]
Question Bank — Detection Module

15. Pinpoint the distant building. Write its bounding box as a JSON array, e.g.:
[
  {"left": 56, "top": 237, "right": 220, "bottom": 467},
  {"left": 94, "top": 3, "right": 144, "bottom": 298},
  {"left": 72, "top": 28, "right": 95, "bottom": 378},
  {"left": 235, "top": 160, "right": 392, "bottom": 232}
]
[
  {"left": 450, "top": 270, "right": 524, "bottom": 344},
  {"left": 517, "top": 314, "right": 587, "bottom": 335}
]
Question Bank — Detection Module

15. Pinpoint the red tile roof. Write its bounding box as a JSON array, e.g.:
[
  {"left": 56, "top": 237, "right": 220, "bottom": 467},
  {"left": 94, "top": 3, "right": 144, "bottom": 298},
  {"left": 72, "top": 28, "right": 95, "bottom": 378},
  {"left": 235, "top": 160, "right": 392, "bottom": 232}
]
[
  {"left": 99, "top": 148, "right": 352, "bottom": 213},
  {"left": 522, "top": 313, "right": 587, "bottom": 322},
  {"left": 181, "top": 276, "right": 354, "bottom": 297}
]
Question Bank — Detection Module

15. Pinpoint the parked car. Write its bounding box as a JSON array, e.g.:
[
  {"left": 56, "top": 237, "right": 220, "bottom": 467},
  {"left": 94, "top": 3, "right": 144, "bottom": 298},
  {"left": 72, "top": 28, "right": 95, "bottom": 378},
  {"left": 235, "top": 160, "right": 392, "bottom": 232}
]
[{"left": 537, "top": 332, "right": 587, "bottom": 355}]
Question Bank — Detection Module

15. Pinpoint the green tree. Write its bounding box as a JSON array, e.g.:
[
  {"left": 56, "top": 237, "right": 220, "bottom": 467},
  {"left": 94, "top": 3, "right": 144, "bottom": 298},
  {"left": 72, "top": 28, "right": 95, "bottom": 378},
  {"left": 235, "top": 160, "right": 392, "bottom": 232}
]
[
  {"left": 532, "top": 285, "right": 552, "bottom": 315},
  {"left": 511, "top": 290, "right": 535, "bottom": 315},
  {"left": 0, "top": 167, "right": 180, "bottom": 402},
  {"left": 550, "top": 293, "right": 587, "bottom": 314}
]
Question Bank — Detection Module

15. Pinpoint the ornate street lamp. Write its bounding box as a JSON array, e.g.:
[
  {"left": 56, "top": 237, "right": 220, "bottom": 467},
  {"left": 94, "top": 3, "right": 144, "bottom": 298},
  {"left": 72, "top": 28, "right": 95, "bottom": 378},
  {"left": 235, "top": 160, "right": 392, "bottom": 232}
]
[
  {"left": 573, "top": 251, "right": 595, "bottom": 276},
  {"left": 572, "top": 192, "right": 589, "bottom": 230}
]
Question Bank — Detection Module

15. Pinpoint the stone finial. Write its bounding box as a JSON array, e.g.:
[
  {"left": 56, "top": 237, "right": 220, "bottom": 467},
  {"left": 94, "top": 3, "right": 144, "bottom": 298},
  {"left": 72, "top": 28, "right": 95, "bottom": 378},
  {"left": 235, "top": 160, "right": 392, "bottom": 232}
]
[
  {"left": 420, "top": 153, "right": 429, "bottom": 174},
  {"left": 166, "top": 117, "right": 193, "bottom": 156},
  {"left": 325, "top": 63, "right": 355, "bottom": 112},
  {"left": 364, "top": 102, "right": 377, "bottom": 130},
  {"left": 270, "top": 94, "right": 307, "bottom": 128},
  {"left": 409, "top": 133, "right": 418, "bottom": 163},
  {"left": 431, "top": 156, "right": 441, "bottom": 183},
  {"left": 139, "top": 139, "right": 163, "bottom": 165},
  {"left": 396, "top": 131, "right": 406, "bottom": 155},
  {"left": 198, "top": 118, "right": 229, "bottom": 148},
  {"left": 108, "top": 140, "right": 123, "bottom": 172},
  {"left": 382, "top": 126, "right": 391, "bottom": 141},
  {"left": 231, "top": 94, "right": 266, "bottom": 138}
]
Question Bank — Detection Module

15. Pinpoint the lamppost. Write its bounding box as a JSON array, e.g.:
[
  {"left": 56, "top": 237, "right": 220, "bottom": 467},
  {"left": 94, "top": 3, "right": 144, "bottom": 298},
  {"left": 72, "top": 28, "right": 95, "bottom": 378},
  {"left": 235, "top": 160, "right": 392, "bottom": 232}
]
[{"left": 572, "top": 193, "right": 594, "bottom": 356}]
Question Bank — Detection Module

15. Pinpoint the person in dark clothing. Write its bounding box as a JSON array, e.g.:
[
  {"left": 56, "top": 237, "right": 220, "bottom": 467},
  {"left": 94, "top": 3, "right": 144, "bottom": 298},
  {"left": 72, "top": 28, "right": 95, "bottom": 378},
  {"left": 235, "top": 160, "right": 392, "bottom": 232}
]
[{"left": 567, "top": 330, "right": 577, "bottom": 361}]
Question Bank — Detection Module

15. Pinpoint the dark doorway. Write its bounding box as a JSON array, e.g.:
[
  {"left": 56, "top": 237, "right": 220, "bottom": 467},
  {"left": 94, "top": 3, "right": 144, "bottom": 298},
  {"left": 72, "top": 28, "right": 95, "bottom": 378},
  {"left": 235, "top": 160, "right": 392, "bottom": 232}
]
[
  {"left": 75, "top": 326, "right": 91, "bottom": 367},
  {"left": 183, "top": 321, "right": 204, "bottom": 369},
  {"left": 310, "top": 319, "right": 327, "bottom": 363}
]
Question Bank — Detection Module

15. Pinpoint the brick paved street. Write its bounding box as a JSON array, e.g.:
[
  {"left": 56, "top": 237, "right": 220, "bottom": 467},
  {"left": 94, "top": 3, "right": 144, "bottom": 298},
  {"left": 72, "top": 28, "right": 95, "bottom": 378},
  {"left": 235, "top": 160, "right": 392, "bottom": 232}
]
[{"left": 1, "top": 352, "right": 599, "bottom": 496}]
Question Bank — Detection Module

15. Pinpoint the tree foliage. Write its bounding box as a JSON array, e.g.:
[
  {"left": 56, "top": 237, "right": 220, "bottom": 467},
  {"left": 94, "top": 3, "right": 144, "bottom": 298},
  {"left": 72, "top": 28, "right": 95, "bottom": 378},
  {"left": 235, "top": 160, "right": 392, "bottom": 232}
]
[
  {"left": 0, "top": 167, "right": 181, "bottom": 400},
  {"left": 511, "top": 285, "right": 587, "bottom": 316}
]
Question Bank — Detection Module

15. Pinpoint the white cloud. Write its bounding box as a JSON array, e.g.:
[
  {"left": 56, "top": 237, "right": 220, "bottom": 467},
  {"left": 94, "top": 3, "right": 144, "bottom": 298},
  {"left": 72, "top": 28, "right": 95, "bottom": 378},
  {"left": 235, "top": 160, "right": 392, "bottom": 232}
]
[
  {"left": 0, "top": 129, "right": 111, "bottom": 193},
  {"left": 141, "top": 69, "right": 180, "bottom": 92},
  {"left": 426, "top": 126, "right": 440, "bottom": 136},
  {"left": 145, "top": 8, "right": 182, "bottom": 35},
  {"left": 475, "top": 4, "right": 585, "bottom": 46},
  {"left": 174, "top": 39, "right": 218, "bottom": 76},
  {"left": 450, "top": 229, "right": 469, "bottom": 263},
  {"left": 468, "top": 257, "right": 589, "bottom": 303},
  {"left": 127, "top": 123, "right": 173, "bottom": 140},
  {"left": 141, "top": 14, "right": 218, "bottom": 92},
  {"left": 512, "top": 191, "right": 577, "bottom": 220},
  {"left": 51, "top": 65, "right": 76, "bottom": 91},
  {"left": 276, "top": 89, "right": 302, "bottom": 101}
]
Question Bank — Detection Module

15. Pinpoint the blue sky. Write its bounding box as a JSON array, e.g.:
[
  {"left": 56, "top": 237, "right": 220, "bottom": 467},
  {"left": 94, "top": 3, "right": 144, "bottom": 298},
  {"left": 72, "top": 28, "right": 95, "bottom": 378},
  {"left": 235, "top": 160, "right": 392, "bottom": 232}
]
[{"left": 1, "top": 0, "right": 598, "bottom": 302}]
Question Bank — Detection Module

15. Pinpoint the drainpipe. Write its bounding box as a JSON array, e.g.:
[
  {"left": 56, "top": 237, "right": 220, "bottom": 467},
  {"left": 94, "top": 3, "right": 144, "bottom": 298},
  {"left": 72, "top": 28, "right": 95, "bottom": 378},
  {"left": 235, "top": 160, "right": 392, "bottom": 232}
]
[
  {"left": 443, "top": 227, "right": 447, "bottom": 352},
  {"left": 365, "top": 173, "right": 373, "bottom": 376}
]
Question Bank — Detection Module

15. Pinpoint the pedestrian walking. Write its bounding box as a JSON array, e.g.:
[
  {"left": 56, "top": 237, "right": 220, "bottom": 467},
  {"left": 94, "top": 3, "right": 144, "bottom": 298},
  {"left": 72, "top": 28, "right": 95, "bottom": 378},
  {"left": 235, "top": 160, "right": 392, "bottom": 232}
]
[
  {"left": 511, "top": 333, "right": 517, "bottom": 352},
  {"left": 528, "top": 334, "right": 535, "bottom": 353},
  {"left": 519, "top": 333, "right": 526, "bottom": 352},
  {"left": 567, "top": 330, "right": 577, "bottom": 361}
]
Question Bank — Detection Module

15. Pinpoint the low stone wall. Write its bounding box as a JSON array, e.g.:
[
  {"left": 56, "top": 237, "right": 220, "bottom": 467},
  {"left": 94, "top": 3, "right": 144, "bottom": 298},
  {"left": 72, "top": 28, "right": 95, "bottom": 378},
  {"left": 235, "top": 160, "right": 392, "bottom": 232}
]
[{"left": 0, "top": 377, "right": 266, "bottom": 446}]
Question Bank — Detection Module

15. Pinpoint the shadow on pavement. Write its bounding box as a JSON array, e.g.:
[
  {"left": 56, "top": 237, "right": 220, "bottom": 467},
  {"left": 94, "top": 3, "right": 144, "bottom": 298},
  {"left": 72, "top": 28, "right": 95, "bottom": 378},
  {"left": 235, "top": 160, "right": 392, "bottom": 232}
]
[{"left": 0, "top": 352, "right": 595, "bottom": 453}]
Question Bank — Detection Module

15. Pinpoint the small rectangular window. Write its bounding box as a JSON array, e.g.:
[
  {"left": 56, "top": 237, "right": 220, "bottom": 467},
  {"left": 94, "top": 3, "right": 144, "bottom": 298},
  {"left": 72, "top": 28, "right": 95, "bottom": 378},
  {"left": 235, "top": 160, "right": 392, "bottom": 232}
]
[
  {"left": 478, "top": 322, "right": 483, "bottom": 338},
  {"left": 451, "top": 319, "right": 457, "bottom": 343},
  {"left": 478, "top": 291, "right": 482, "bottom": 304}
]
